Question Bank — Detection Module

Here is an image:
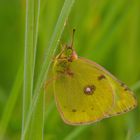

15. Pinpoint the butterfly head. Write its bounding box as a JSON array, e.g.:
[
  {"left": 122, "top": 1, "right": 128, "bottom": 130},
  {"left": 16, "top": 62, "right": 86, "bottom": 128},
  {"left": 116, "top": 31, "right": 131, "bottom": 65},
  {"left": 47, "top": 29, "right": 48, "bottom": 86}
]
[
  {"left": 56, "top": 29, "right": 78, "bottom": 62},
  {"left": 62, "top": 44, "right": 78, "bottom": 62},
  {"left": 54, "top": 29, "right": 78, "bottom": 75}
]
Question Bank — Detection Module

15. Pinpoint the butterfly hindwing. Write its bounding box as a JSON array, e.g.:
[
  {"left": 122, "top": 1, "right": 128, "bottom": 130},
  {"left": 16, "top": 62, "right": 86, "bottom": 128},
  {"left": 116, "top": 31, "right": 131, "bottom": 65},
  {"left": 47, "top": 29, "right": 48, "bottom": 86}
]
[
  {"left": 105, "top": 75, "right": 137, "bottom": 117},
  {"left": 81, "top": 58, "right": 137, "bottom": 117},
  {"left": 53, "top": 58, "right": 114, "bottom": 125}
]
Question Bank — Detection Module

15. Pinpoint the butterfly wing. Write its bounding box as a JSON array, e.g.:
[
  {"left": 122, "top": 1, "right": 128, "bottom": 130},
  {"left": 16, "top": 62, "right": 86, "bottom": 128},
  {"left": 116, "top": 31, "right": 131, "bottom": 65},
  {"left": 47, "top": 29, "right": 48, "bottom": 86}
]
[
  {"left": 53, "top": 58, "right": 114, "bottom": 125},
  {"left": 106, "top": 78, "right": 137, "bottom": 117},
  {"left": 81, "top": 58, "right": 137, "bottom": 117}
]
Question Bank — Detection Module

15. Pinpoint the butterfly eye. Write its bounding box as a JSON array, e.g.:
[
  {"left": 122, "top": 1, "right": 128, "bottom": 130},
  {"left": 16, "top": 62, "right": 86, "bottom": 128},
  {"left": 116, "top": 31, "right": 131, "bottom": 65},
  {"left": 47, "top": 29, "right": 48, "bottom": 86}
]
[
  {"left": 84, "top": 85, "right": 96, "bottom": 95},
  {"left": 66, "top": 47, "right": 73, "bottom": 57}
]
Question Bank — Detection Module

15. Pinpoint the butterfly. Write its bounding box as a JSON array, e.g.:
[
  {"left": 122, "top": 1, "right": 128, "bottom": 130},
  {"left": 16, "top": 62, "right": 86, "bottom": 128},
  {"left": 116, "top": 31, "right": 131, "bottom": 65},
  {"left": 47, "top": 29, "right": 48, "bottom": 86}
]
[{"left": 51, "top": 29, "right": 137, "bottom": 125}]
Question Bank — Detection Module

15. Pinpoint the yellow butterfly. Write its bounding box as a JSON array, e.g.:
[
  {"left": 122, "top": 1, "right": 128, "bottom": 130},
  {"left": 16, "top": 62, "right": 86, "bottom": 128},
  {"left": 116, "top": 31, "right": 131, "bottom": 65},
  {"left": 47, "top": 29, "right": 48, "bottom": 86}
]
[{"left": 52, "top": 29, "right": 137, "bottom": 125}]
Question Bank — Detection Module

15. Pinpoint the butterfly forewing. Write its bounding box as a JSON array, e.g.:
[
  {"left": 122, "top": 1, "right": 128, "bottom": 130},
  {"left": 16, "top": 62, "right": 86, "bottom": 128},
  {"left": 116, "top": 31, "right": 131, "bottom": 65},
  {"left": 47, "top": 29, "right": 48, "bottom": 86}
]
[{"left": 53, "top": 59, "right": 114, "bottom": 125}]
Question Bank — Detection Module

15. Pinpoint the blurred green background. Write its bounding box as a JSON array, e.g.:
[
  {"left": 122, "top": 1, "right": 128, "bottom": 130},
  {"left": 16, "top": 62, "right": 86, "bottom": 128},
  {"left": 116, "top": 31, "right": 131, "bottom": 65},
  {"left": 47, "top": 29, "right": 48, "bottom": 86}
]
[{"left": 0, "top": 0, "right": 140, "bottom": 140}]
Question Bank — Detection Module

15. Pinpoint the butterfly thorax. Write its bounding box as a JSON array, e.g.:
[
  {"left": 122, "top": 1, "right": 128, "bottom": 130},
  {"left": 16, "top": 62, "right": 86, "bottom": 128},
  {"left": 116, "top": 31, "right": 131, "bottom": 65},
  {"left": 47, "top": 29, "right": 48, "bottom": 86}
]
[{"left": 53, "top": 46, "right": 78, "bottom": 76}]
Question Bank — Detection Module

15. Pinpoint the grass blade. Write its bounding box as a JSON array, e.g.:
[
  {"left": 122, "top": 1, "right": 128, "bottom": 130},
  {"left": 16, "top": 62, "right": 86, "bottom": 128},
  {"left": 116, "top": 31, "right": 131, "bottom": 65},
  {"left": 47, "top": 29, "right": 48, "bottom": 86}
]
[
  {"left": 22, "top": 0, "right": 34, "bottom": 134},
  {"left": 21, "top": 0, "right": 76, "bottom": 139},
  {"left": 0, "top": 65, "right": 23, "bottom": 140},
  {"left": 131, "top": 81, "right": 140, "bottom": 91},
  {"left": 29, "top": 88, "right": 44, "bottom": 140},
  {"left": 23, "top": 0, "right": 41, "bottom": 139},
  {"left": 64, "top": 126, "right": 90, "bottom": 140},
  {"left": 22, "top": 0, "right": 40, "bottom": 138}
]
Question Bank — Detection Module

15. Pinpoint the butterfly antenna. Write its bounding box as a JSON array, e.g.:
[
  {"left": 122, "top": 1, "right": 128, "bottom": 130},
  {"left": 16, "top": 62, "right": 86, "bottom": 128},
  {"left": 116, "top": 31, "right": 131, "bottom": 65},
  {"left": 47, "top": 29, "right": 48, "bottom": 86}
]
[{"left": 70, "top": 29, "right": 76, "bottom": 49}]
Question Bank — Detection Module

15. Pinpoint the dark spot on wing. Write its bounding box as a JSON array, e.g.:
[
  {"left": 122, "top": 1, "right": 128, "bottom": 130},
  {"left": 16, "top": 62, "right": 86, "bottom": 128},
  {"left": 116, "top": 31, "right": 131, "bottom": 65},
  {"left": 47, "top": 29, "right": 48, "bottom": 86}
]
[
  {"left": 124, "top": 88, "right": 128, "bottom": 91},
  {"left": 133, "top": 104, "right": 137, "bottom": 108},
  {"left": 82, "top": 110, "right": 85, "bottom": 112},
  {"left": 124, "top": 87, "right": 130, "bottom": 91},
  {"left": 120, "top": 82, "right": 131, "bottom": 91},
  {"left": 56, "top": 70, "right": 65, "bottom": 74},
  {"left": 72, "top": 109, "right": 77, "bottom": 112},
  {"left": 63, "top": 68, "right": 74, "bottom": 77},
  {"left": 117, "top": 112, "right": 121, "bottom": 115},
  {"left": 133, "top": 96, "right": 137, "bottom": 100},
  {"left": 124, "top": 110, "right": 127, "bottom": 112},
  {"left": 128, "top": 106, "right": 132, "bottom": 110},
  {"left": 91, "top": 107, "right": 94, "bottom": 110},
  {"left": 84, "top": 85, "right": 96, "bottom": 95},
  {"left": 98, "top": 75, "right": 106, "bottom": 80},
  {"left": 107, "top": 114, "right": 112, "bottom": 117},
  {"left": 120, "top": 82, "right": 125, "bottom": 87}
]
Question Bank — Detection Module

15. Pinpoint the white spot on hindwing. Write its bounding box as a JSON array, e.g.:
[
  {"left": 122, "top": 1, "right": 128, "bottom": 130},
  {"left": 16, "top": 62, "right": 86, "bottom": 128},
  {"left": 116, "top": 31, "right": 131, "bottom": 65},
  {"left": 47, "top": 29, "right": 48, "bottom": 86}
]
[{"left": 84, "top": 85, "right": 96, "bottom": 95}]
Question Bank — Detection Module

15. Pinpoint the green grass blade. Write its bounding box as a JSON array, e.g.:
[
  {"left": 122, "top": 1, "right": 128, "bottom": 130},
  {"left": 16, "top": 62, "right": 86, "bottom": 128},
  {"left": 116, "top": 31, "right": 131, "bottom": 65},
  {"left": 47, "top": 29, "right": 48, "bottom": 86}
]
[
  {"left": 64, "top": 126, "right": 90, "bottom": 140},
  {"left": 29, "top": 88, "right": 44, "bottom": 140},
  {"left": 89, "top": 0, "right": 134, "bottom": 61},
  {"left": 83, "top": 0, "right": 127, "bottom": 55},
  {"left": 22, "top": 0, "right": 34, "bottom": 134},
  {"left": 45, "top": 101, "right": 55, "bottom": 120},
  {"left": 0, "top": 64, "right": 23, "bottom": 140},
  {"left": 21, "top": 0, "right": 76, "bottom": 139},
  {"left": 131, "top": 81, "right": 140, "bottom": 91},
  {"left": 22, "top": 0, "right": 40, "bottom": 138},
  {"left": 23, "top": 0, "right": 41, "bottom": 139},
  {"left": 133, "top": 133, "right": 140, "bottom": 140}
]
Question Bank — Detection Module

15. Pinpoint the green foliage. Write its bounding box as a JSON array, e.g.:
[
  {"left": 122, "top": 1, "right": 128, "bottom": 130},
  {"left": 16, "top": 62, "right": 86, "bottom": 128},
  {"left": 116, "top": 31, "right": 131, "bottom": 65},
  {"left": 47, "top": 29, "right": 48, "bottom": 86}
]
[{"left": 0, "top": 0, "right": 140, "bottom": 140}]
